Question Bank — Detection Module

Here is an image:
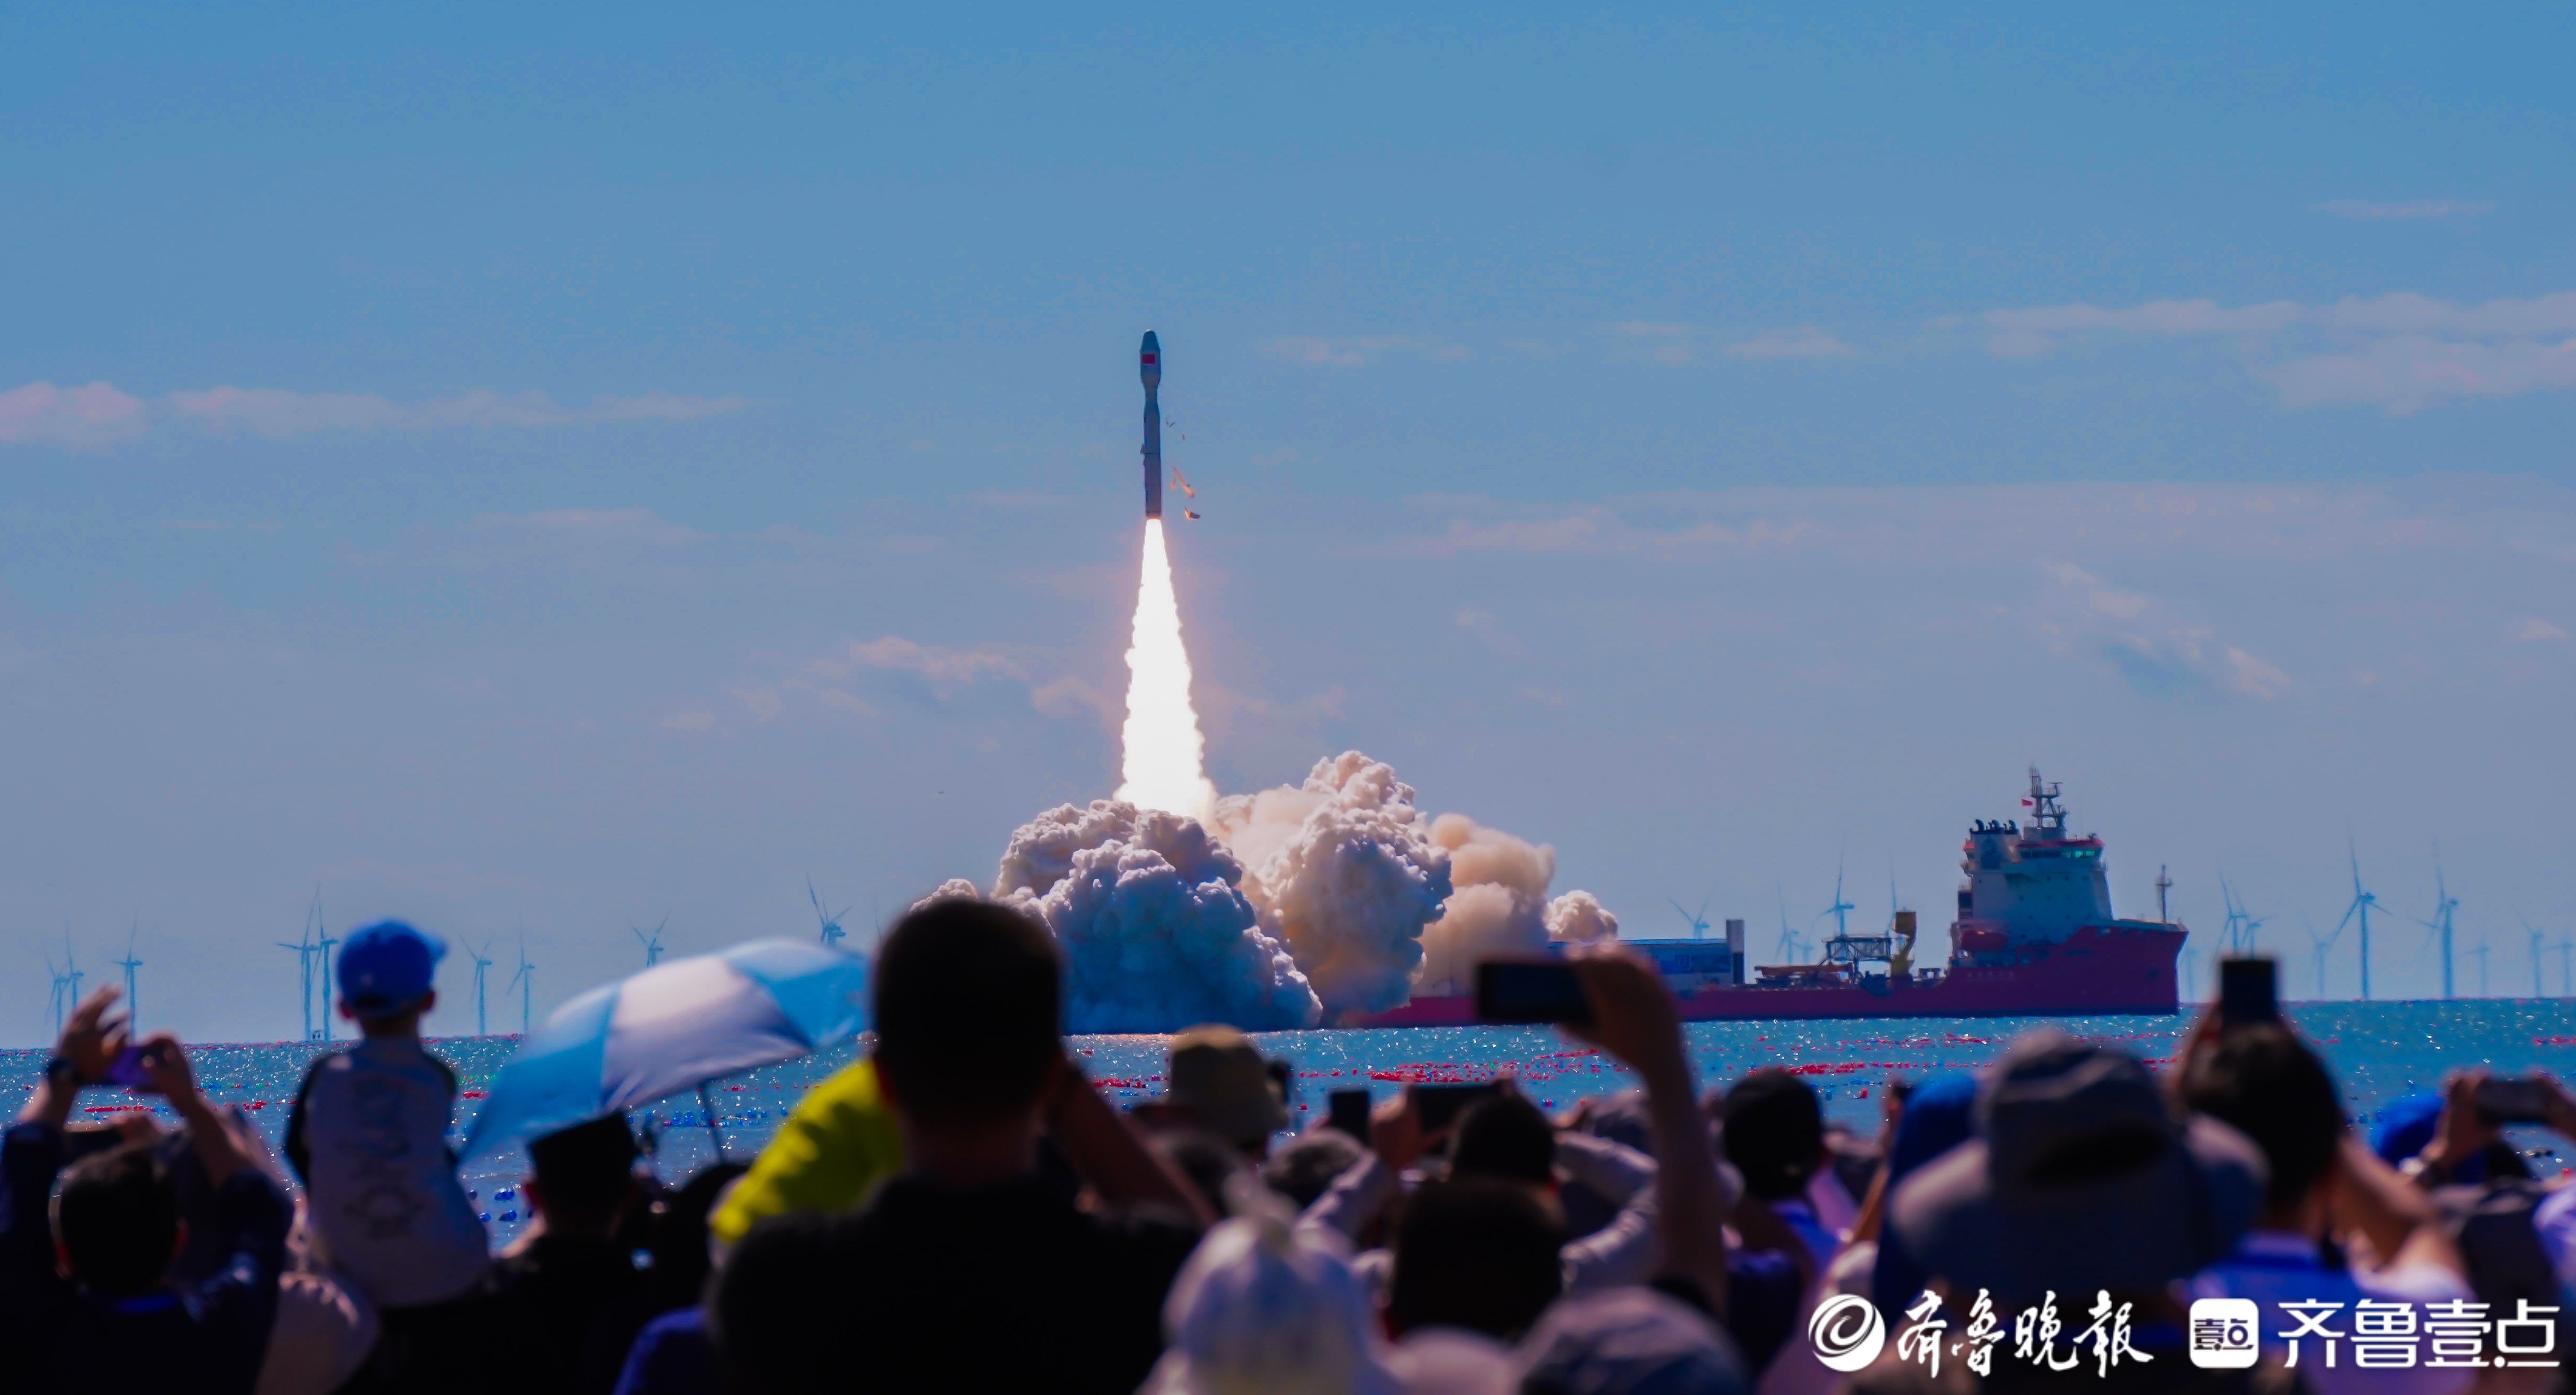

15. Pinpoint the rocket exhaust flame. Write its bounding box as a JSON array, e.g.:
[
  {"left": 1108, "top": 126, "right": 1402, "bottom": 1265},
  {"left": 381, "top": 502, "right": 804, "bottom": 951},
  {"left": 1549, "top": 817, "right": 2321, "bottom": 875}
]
[{"left": 1115, "top": 519, "right": 1218, "bottom": 824}]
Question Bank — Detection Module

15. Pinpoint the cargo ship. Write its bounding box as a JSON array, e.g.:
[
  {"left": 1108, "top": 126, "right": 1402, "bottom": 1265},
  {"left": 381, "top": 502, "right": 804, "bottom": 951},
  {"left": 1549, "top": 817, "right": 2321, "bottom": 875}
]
[{"left": 1355, "top": 768, "right": 2184, "bottom": 1027}]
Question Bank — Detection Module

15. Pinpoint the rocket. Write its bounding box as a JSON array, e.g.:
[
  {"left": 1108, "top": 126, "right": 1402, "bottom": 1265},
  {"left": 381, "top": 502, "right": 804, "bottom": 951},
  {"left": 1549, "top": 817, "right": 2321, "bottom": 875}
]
[{"left": 1140, "top": 331, "right": 1162, "bottom": 519}]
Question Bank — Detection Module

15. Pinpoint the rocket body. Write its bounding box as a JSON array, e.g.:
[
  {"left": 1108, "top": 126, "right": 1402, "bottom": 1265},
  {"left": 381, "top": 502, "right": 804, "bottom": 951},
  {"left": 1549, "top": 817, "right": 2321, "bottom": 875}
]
[{"left": 1140, "top": 331, "right": 1163, "bottom": 519}]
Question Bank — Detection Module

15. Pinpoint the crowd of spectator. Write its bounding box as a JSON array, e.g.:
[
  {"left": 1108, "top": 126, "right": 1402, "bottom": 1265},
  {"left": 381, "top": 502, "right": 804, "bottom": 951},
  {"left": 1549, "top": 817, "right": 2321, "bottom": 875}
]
[{"left": 6, "top": 897, "right": 2574, "bottom": 1394}]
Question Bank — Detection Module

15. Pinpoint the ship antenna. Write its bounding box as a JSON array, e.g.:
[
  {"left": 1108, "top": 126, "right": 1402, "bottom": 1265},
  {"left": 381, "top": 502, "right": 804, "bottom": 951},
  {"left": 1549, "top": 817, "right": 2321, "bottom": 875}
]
[{"left": 2025, "top": 765, "right": 2066, "bottom": 835}]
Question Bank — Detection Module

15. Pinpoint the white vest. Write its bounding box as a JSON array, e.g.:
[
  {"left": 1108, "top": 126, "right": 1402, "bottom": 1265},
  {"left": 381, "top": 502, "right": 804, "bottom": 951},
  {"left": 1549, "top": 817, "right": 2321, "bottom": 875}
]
[{"left": 294, "top": 1039, "right": 492, "bottom": 1308}]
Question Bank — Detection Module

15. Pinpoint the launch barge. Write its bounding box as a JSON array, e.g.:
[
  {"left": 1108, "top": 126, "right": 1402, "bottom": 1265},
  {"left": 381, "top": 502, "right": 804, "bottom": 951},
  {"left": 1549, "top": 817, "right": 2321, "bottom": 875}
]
[{"left": 1354, "top": 769, "right": 2185, "bottom": 1027}]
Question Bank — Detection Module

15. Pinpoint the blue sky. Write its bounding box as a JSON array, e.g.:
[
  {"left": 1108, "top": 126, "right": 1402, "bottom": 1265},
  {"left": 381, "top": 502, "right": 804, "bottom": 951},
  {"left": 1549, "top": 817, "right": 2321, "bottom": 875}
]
[{"left": 5, "top": 3, "right": 2573, "bottom": 1042}]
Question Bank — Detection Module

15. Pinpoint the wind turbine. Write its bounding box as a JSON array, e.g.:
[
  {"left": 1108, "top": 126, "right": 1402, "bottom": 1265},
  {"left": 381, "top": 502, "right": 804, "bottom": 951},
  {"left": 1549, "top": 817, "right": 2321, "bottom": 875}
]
[
  {"left": 2217, "top": 876, "right": 2268, "bottom": 955},
  {"left": 115, "top": 924, "right": 142, "bottom": 1029},
  {"left": 809, "top": 879, "right": 852, "bottom": 950},
  {"left": 45, "top": 953, "right": 74, "bottom": 1039},
  {"left": 2559, "top": 936, "right": 2574, "bottom": 998},
  {"left": 634, "top": 916, "right": 668, "bottom": 968},
  {"left": 2467, "top": 940, "right": 2491, "bottom": 997},
  {"left": 2530, "top": 919, "right": 2549, "bottom": 998},
  {"left": 507, "top": 939, "right": 535, "bottom": 1036},
  {"left": 470, "top": 940, "right": 495, "bottom": 1037},
  {"left": 1669, "top": 897, "right": 1713, "bottom": 940},
  {"left": 2298, "top": 914, "right": 2346, "bottom": 1002},
  {"left": 277, "top": 922, "right": 317, "bottom": 1041},
  {"left": 2336, "top": 840, "right": 2381, "bottom": 1001},
  {"left": 309, "top": 890, "right": 338, "bottom": 1043},
  {"left": 2413, "top": 852, "right": 2461, "bottom": 1000},
  {"left": 1816, "top": 863, "right": 1855, "bottom": 948},
  {"left": 61, "top": 934, "right": 85, "bottom": 1024},
  {"left": 1774, "top": 887, "right": 1806, "bottom": 963}
]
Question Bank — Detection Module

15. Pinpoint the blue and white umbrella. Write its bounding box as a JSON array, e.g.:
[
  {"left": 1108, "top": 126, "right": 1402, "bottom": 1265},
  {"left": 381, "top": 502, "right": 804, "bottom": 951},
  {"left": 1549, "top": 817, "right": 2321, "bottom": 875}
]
[{"left": 464, "top": 938, "right": 868, "bottom": 1160}]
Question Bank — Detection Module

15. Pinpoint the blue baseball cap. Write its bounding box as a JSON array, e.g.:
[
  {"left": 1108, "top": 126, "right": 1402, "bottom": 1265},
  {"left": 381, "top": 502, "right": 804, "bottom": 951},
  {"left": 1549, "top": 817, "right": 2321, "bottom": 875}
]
[
  {"left": 338, "top": 920, "right": 446, "bottom": 1017},
  {"left": 2370, "top": 1092, "right": 2446, "bottom": 1169},
  {"left": 1887, "top": 1071, "right": 1980, "bottom": 1189}
]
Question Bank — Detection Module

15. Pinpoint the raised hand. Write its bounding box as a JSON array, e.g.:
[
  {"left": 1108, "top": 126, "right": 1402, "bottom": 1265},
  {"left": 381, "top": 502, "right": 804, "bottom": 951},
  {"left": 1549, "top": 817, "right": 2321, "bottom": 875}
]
[
  {"left": 134, "top": 1032, "right": 200, "bottom": 1104},
  {"left": 58, "top": 986, "right": 130, "bottom": 1086},
  {"left": 1565, "top": 947, "right": 1686, "bottom": 1088},
  {"left": 1371, "top": 1087, "right": 1430, "bottom": 1174}
]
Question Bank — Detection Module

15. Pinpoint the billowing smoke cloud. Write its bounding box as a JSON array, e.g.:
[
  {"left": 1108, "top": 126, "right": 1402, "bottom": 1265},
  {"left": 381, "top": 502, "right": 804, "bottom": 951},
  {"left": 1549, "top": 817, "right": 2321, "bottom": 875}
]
[
  {"left": 1544, "top": 890, "right": 1621, "bottom": 945},
  {"left": 1416, "top": 815, "right": 1624, "bottom": 992},
  {"left": 1212, "top": 753, "right": 1453, "bottom": 1017},
  {"left": 929, "top": 751, "right": 1620, "bottom": 1032},
  {"left": 941, "top": 801, "right": 1321, "bottom": 1033},
  {"left": 1417, "top": 814, "right": 1552, "bottom": 994}
]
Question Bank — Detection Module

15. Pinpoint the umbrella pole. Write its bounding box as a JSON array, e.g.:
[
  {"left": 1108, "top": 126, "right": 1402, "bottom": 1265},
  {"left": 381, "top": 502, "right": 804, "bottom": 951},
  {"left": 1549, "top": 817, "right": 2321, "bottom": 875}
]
[{"left": 699, "top": 1081, "right": 725, "bottom": 1161}]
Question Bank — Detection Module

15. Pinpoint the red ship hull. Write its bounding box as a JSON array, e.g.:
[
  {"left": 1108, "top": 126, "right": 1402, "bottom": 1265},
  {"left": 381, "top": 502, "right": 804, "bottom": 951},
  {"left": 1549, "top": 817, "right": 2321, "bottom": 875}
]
[{"left": 1349, "top": 924, "right": 2185, "bottom": 1028}]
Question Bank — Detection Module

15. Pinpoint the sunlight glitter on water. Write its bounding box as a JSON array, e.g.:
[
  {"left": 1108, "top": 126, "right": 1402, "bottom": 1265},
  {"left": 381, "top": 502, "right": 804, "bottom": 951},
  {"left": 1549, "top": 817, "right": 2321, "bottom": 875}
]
[{"left": 8, "top": 998, "right": 2576, "bottom": 1241}]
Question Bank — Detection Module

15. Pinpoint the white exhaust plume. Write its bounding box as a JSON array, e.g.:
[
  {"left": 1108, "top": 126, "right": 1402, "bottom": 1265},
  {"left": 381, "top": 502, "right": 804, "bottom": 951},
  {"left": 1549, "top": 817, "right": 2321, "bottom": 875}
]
[
  {"left": 1212, "top": 753, "right": 1456, "bottom": 1017},
  {"left": 932, "top": 741, "right": 1621, "bottom": 1028},
  {"left": 919, "top": 800, "right": 1321, "bottom": 1032},
  {"left": 1416, "top": 815, "right": 1623, "bottom": 993},
  {"left": 1115, "top": 520, "right": 1219, "bottom": 824}
]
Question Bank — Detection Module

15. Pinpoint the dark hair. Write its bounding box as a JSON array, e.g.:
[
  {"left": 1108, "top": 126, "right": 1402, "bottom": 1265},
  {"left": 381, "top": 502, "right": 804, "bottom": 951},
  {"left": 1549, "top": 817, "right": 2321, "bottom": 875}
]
[
  {"left": 54, "top": 1140, "right": 179, "bottom": 1297},
  {"left": 647, "top": 1159, "right": 752, "bottom": 1314},
  {"left": 1719, "top": 1068, "right": 1826, "bottom": 1200},
  {"left": 1387, "top": 1177, "right": 1564, "bottom": 1341},
  {"left": 1152, "top": 1129, "right": 1248, "bottom": 1218},
  {"left": 2181, "top": 1023, "right": 2344, "bottom": 1210},
  {"left": 1451, "top": 1092, "right": 1557, "bottom": 1187},
  {"left": 872, "top": 898, "right": 1063, "bottom": 1129},
  {"left": 528, "top": 1113, "right": 642, "bottom": 1233},
  {"left": 1263, "top": 1130, "right": 1365, "bottom": 1210},
  {"left": 712, "top": 1211, "right": 843, "bottom": 1393}
]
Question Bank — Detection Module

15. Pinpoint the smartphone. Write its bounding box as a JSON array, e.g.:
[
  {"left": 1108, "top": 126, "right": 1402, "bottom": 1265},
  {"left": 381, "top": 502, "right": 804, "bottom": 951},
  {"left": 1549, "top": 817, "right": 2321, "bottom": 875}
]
[
  {"left": 1413, "top": 1082, "right": 1505, "bottom": 1134},
  {"left": 1326, "top": 1088, "right": 1373, "bottom": 1139},
  {"left": 1475, "top": 960, "right": 1594, "bottom": 1027},
  {"left": 2218, "top": 958, "right": 2278, "bottom": 1027},
  {"left": 1266, "top": 1058, "right": 1295, "bottom": 1106},
  {"left": 100, "top": 1045, "right": 153, "bottom": 1088},
  {"left": 2475, "top": 1076, "right": 2559, "bottom": 1125}
]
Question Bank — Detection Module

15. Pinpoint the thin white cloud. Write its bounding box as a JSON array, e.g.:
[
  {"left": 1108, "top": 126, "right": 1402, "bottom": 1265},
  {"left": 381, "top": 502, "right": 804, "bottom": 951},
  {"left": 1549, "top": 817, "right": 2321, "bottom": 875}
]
[
  {"left": 1610, "top": 321, "right": 1857, "bottom": 365},
  {"left": 1977, "top": 292, "right": 2576, "bottom": 413},
  {"left": 1982, "top": 300, "right": 2307, "bottom": 356},
  {"left": 1721, "top": 326, "right": 1858, "bottom": 360},
  {"left": 662, "top": 711, "right": 716, "bottom": 732},
  {"left": 809, "top": 636, "right": 1027, "bottom": 685},
  {"left": 1, "top": 381, "right": 749, "bottom": 446},
  {"left": 2262, "top": 336, "right": 2576, "bottom": 414},
  {"left": 0, "top": 382, "right": 147, "bottom": 448},
  {"left": 1261, "top": 336, "right": 1471, "bottom": 367},
  {"left": 1029, "top": 675, "right": 1112, "bottom": 722},
  {"left": 1408, "top": 507, "right": 1812, "bottom": 558},
  {"left": 471, "top": 507, "right": 701, "bottom": 545},
  {"left": 2514, "top": 617, "right": 2570, "bottom": 643},
  {"left": 2036, "top": 562, "right": 2290, "bottom": 701},
  {"left": 1455, "top": 607, "right": 1528, "bottom": 657},
  {"left": 170, "top": 387, "right": 747, "bottom": 437},
  {"left": 2313, "top": 199, "right": 2494, "bottom": 221}
]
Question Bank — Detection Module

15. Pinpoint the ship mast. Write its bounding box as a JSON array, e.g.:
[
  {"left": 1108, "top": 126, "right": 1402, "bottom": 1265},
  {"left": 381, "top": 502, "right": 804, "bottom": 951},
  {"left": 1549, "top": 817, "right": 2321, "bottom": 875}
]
[{"left": 2026, "top": 765, "right": 2067, "bottom": 837}]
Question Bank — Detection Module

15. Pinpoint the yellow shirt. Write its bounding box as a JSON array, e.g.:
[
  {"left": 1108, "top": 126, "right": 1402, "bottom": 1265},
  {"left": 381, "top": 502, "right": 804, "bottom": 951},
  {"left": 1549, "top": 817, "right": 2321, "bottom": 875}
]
[{"left": 709, "top": 1058, "right": 905, "bottom": 1246}]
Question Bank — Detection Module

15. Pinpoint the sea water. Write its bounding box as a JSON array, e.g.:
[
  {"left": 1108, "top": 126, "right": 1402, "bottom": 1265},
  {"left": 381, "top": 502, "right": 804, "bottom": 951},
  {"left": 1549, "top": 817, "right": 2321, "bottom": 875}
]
[{"left": 7, "top": 998, "right": 2573, "bottom": 1243}]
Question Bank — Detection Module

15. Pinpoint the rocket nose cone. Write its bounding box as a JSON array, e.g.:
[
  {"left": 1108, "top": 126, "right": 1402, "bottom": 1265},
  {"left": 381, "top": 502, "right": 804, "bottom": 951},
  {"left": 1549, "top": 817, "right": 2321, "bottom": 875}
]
[{"left": 1140, "top": 330, "right": 1161, "bottom": 384}]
